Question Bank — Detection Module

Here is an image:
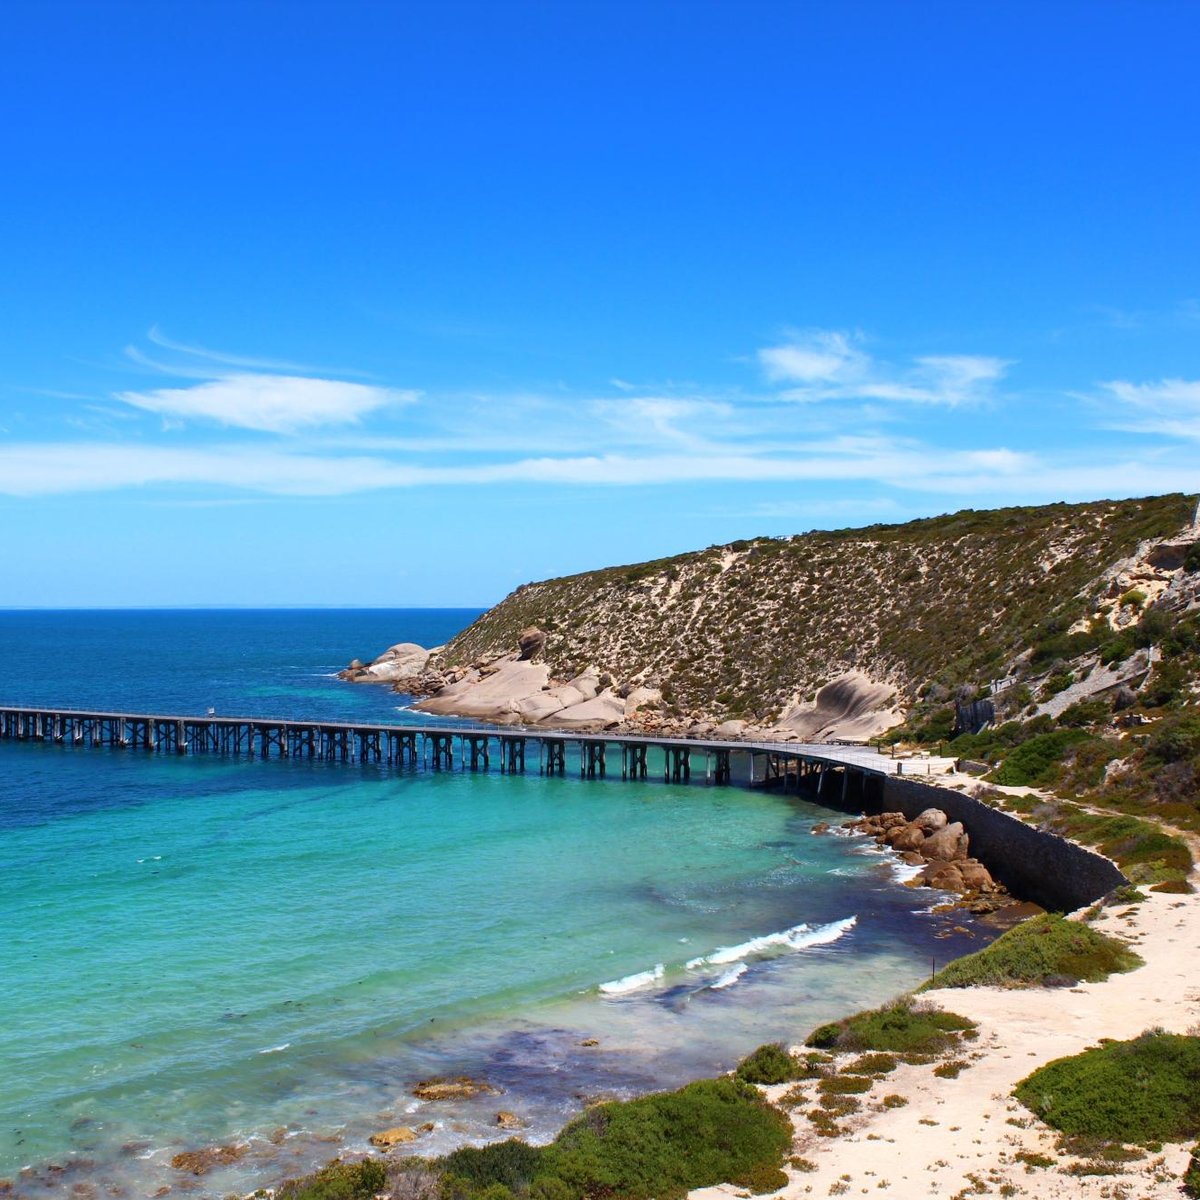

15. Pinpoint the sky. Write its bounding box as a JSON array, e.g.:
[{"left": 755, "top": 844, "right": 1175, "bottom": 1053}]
[{"left": 1, "top": 0, "right": 1198, "bottom": 608}]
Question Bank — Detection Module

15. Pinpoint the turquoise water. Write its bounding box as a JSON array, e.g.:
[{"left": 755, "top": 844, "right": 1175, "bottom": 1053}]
[{"left": 0, "top": 611, "right": 985, "bottom": 1196}]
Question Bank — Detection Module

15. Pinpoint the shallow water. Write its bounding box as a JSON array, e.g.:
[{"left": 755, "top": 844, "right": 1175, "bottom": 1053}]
[{"left": 0, "top": 611, "right": 986, "bottom": 1196}]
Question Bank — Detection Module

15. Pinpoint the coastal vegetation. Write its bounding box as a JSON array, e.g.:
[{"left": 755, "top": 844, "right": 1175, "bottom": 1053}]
[
  {"left": 804, "top": 997, "right": 977, "bottom": 1055},
  {"left": 273, "top": 1079, "right": 793, "bottom": 1200},
  {"left": 1014, "top": 1031, "right": 1200, "bottom": 1145},
  {"left": 919, "top": 913, "right": 1142, "bottom": 989}
]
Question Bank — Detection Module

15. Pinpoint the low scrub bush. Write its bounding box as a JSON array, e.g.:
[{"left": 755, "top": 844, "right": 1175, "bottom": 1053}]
[
  {"left": 279, "top": 1080, "right": 791, "bottom": 1200},
  {"left": 990, "top": 729, "right": 1091, "bottom": 786},
  {"left": 921, "top": 914, "right": 1142, "bottom": 989},
  {"left": 805, "top": 999, "right": 975, "bottom": 1055},
  {"left": 1015, "top": 1031, "right": 1200, "bottom": 1145},
  {"left": 735, "top": 1043, "right": 802, "bottom": 1085},
  {"left": 276, "top": 1159, "right": 388, "bottom": 1200},
  {"left": 850, "top": 1052, "right": 898, "bottom": 1076},
  {"left": 539, "top": 1078, "right": 792, "bottom": 1200},
  {"left": 817, "top": 1074, "right": 873, "bottom": 1096}
]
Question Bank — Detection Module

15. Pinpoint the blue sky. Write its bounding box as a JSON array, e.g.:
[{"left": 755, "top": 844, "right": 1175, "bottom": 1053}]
[{"left": 1, "top": 0, "right": 1198, "bottom": 607}]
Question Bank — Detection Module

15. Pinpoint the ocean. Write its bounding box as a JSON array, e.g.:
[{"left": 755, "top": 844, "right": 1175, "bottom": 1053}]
[{"left": 0, "top": 609, "right": 987, "bottom": 1197}]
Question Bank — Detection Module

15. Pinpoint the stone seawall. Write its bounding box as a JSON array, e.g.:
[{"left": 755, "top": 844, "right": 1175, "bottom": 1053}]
[{"left": 849, "top": 774, "right": 1127, "bottom": 912}]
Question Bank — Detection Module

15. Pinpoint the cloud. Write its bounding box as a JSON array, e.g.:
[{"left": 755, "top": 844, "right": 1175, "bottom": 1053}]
[
  {"left": 1098, "top": 377, "right": 1200, "bottom": 441},
  {"left": 0, "top": 437, "right": 1192, "bottom": 505},
  {"left": 758, "top": 329, "right": 1010, "bottom": 406},
  {"left": 115, "top": 374, "right": 415, "bottom": 434}
]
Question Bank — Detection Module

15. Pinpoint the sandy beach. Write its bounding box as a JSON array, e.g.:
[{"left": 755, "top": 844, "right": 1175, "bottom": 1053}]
[{"left": 694, "top": 882, "right": 1200, "bottom": 1200}]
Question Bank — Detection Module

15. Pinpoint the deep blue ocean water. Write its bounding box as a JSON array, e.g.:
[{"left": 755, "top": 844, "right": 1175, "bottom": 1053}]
[{"left": 0, "top": 610, "right": 986, "bottom": 1197}]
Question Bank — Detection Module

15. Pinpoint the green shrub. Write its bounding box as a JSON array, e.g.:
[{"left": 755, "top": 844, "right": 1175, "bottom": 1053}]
[
  {"left": 1185, "top": 543, "right": 1200, "bottom": 574},
  {"left": 733, "top": 1162, "right": 788, "bottom": 1194},
  {"left": 805, "top": 999, "right": 975, "bottom": 1055},
  {"left": 990, "top": 729, "right": 1091, "bottom": 786},
  {"left": 276, "top": 1159, "right": 388, "bottom": 1200},
  {"left": 735, "top": 1043, "right": 803, "bottom": 1085},
  {"left": 1120, "top": 589, "right": 1147, "bottom": 610},
  {"left": 539, "top": 1078, "right": 792, "bottom": 1200},
  {"left": 921, "top": 914, "right": 1141, "bottom": 989},
  {"left": 440, "top": 1141, "right": 544, "bottom": 1195},
  {"left": 1058, "top": 699, "right": 1108, "bottom": 728},
  {"left": 1147, "top": 712, "right": 1200, "bottom": 764},
  {"left": 1015, "top": 1031, "right": 1200, "bottom": 1144}
]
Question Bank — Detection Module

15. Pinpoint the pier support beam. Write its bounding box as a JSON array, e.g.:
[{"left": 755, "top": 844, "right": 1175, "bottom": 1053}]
[{"left": 543, "top": 738, "right": 566, "bottom": 776}]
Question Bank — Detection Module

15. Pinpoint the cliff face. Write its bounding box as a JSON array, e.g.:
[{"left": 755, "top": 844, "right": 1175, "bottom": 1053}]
[{"left": 432, "top": 494, "right": 1197, "bottom": 732}]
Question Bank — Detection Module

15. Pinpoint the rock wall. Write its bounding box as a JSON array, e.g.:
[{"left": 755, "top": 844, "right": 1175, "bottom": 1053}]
[{"left": 866, "top": 777, "right": 1127, "bottom": 912}]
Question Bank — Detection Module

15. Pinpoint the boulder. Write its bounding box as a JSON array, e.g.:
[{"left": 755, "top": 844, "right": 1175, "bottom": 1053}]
[
  {"left": 958, "top": 860, "right": 996, "bottom": 892},
  {"left": 878, "top": 812, "right": 908, "bottom": 829},
  {"left": 923, "top": 862, "right": 966, "bottom": 893},
  {"left": 495, "top": 1111, "right": 524, "bottom": 1129},
  {"left": 891, "top": 823, "right": 927, "bottom": 852},
  {"left": 517, "top": 627, "right": 546, "bottom": 660},
  {"left": 369, "top": 1127, "right": 419, "bottom": 1148},
  {"left": 923, "top": 821, "right": 969, "bottom": 862},
  {"left": 913, "top": 808, "right": 949, "bottom": 834}
]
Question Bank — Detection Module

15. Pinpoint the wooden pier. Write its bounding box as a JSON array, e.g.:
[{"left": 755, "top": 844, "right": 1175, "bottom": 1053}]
[{"left": 0, "top": 705, "right": 912, "bottom": 801}]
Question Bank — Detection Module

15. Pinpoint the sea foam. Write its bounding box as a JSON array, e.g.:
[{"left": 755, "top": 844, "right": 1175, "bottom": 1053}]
[
  {"left": 598, "top": 963, "right": 665, "bottom": 995},
  {"left": 687, "top": 915, "right": 857, "bottom": 968},
  {"left": 709, "top": 962, "right": 748, "bottom": 990}
]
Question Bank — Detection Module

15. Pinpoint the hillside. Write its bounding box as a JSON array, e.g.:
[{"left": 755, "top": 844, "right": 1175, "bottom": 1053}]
[{"left": 401, "top": 494, "right": 1197, "bottom": 733}]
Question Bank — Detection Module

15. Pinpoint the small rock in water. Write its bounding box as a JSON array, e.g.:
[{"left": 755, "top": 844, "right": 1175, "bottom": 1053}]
[
  {"left": 412, "top": 1076, "right": 501, "bottom": 1101},
  {"left": 369, "top": 1125, "right": 432, "bottom": 1148},
  {"left": 580, "top": 1038, "right": 600, "bottom": 1047},
  {"left": 169, "top": 1144, "right": 247, "bottom": 1176},
  {"left": 495, "top": 1111, "right": 524, "bottom": 1129}
]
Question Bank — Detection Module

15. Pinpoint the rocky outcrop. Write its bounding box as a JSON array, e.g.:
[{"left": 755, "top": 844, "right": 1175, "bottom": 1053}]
[
  {"left": 847, "top": 808, "right": 1004, "bottom": 911},
  {"left": 339, "top": 642, "right": 435, "bottom": 689},
  {"left": 169, "top": 1144, "right": 248, "bottom": 1175}
]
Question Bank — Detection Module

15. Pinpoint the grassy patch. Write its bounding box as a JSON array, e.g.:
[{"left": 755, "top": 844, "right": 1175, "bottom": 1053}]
[
  {"left": 920, "top": 914, "right": 1142, "bottom": 989},
  {"left": 806, "top": 998, "right": 975, "bottom": 1055},
  {"left": 817, "top": 1074, "right": 873, "bottom": 1096},
  {"left": 1015, "top": 1031, "right": 1200, "bottom": 1145},
  {"left": 849, "top": 1053, "right": 898, "bottom": 1076}
]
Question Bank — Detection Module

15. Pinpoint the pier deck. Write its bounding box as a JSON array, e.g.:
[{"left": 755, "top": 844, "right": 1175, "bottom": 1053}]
[{"left": 0, "top": 705, "right": 952, "bottom": 796}]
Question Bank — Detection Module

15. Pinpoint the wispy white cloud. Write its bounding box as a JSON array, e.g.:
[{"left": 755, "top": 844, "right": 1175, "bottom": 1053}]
[
  {"left": 112, "top": 330, "right": 404, "bottom": 433},
  {"left": 758, "top": 328, "right": 1011, "bottom": 406},
  {"left": 142, "top": 325, "right": 372, "bottom": 378},
  {"left": 116, "top": 374, "right": 415, "bottom": 434},
  {"left": 1098, "top": 377, "right": 1200, "bottom": 441},
  {"left": 0, "top": 437, "right": 1192, "bottom": 504}
]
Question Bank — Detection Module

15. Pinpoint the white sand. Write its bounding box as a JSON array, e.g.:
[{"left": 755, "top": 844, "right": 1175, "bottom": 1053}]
[{"left": 695, "top": 887, "right": 1200, "bottom": 1200}]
